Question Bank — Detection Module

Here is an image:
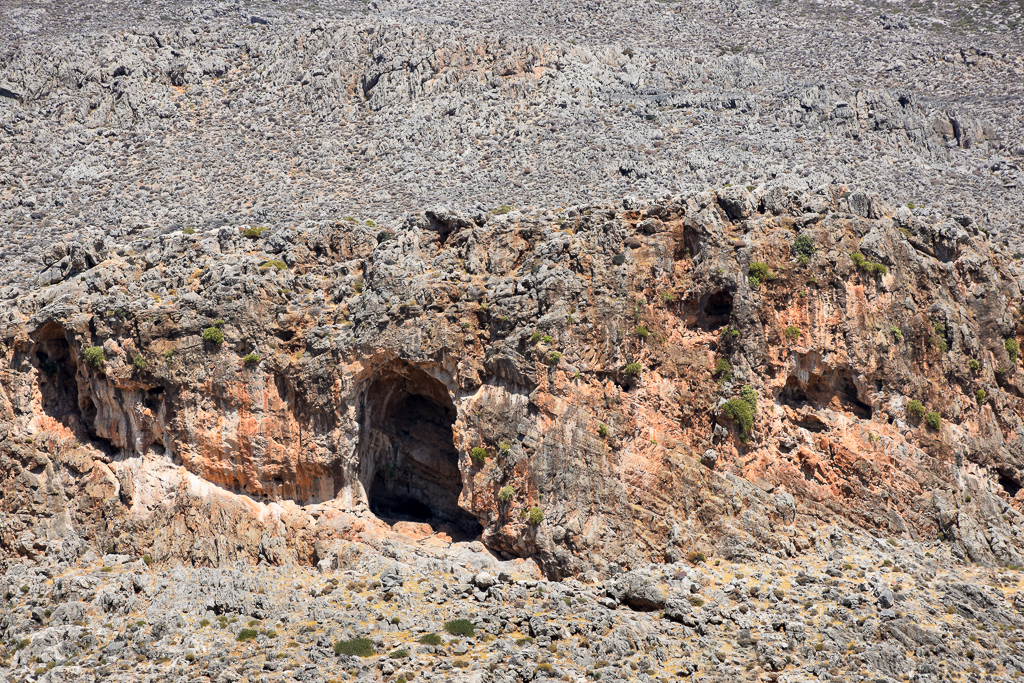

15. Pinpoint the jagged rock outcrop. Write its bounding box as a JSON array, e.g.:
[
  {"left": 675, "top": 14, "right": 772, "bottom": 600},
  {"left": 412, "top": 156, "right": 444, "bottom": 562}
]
[{"left": 3, "top": 181, "right": 1024, "bottom": 576}]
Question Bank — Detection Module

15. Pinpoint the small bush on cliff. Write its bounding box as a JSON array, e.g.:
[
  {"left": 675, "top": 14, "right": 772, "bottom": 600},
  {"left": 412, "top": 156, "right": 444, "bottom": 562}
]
[
  {"left": 611, "top": 253, "right": 626, "bottom": 265},
  {"left": 334, "top": 638, "right": 375, "bottom": 657},
  {"left": 721, "top": 385, "right": 758, "bottom": 442},
  {"left": 243, "top": 353, "right": 260, "bottom": 365},
  {"left": 547, "top": 351, "right": 562, "bottom": 365},
  {"left": 624, "top": 362, "right": 643, "bottom": 376},
  {"left": 792, "top": 235, "right": 816, "bottom": 260},
  {"left": 976, "top": 389, "right": 987, "bottom": 406},
  {"left": 470, "top": 447, "right": 488, "bottom": 464},
  {"left": 890, "top": 326, "right": 903, "bottom": 343},
  {"left": 598, "top": 423, "right": 609, "bottom": 437},
  {"left": 242, "top": 226, "right": 267, "bottom": 240},
  {"left": 784, "top": 326, "right": 801, "bottom": 340},
  {"left": 418, "top": 633, "right": 443, "bottom": 646},
  {"left": 84, "top": 346, "right": 105, "bottom": 368},
  {"left": 660, "top": 291, "right": 676, "bottom": 303},
  {"left": 714, "top": 358, "right": 733, "bottom": 381},
  {"left": 850, "top": 252, "right": 888, "bottom": 277},
  {"left": 132, "top": 355, "right": 146, "bottom": 370},
  {"left": 202, "top": 327, "right": 224, "bottom": 345},
  {"left": 635, "top": 326, "right": 650, "bottom": 339},
  {"left": 498, "top": 486, "right": 515, "bottom": 504},
  {"left": 444, "top": 619, "right": 475, "bottom": 637},
  {"left": 907, "top": 399, "right": 925, "bottom": 418},
  {"left": 925, "top": 411, "right": 941, "bottom": 431},
  {"left": 969, "top": 358, "right": 981, "bottom": 372},
  {"left": 527, "top": 506, "right": 544, "bottom": 525},
  {"left": 748, "top": 261, "right": 773, "bottom": 289},
  {"left": 236, "top": 629, "right": 259, "bottom": 642},
  {"left": 1006, "top": 338, "right": 1019, "bottom": 364},
  {"left": 498, "top": 441, "right": 511, "bottom": 454}
]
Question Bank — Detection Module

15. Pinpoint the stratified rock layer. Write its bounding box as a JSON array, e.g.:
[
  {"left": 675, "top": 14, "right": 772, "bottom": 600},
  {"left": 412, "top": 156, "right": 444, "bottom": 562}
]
[{"left": 3, "top": 183, "right": 1024, "bottom": 576}]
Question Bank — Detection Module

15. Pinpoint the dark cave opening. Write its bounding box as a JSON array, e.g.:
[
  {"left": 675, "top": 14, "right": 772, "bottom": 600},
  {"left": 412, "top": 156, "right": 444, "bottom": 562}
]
[
  {"left": 778, "top": 367, "right": 873, "bottom": 421},
  {"left": 999, "top": 472, "right": 1021, "bottom": 499},
  {"left": 683, "top": 290, "right": 734, "bottom": 330},
  {"left": 357, "top": 360, "right": 482, "bottom": 540},
  {"left": 30, "top": 323, "right": 115, "bottom": 454}
]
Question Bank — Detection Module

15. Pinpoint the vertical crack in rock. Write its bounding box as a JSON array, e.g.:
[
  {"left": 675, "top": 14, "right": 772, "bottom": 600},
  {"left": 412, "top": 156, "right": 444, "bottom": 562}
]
[{"left": 356, "top": 359, "right": 482, "bottom": 540}]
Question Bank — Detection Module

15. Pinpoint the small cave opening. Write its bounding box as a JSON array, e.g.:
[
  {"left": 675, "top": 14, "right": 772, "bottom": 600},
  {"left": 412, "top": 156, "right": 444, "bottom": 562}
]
[
  {"left": 33, "top": 328, "right": 81, "bottom": 421},
  {"left": 999, "top": 472, "right": 1021, "bottom": 499},
  {"left": 778, "top": 367, "right": 873, "bottom": 421},
  {"left": 30, "top": 323, "right": 115, "bottom": 454},
  {"left": 356, "top": 360, "right": 482, "bottom": 540},
  {"left": 684, "top": 290, "right": 734, "bottom": 330}
]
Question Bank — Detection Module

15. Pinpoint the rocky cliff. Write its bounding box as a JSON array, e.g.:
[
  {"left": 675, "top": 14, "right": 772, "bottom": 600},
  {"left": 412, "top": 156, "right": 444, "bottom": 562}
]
[{"left": 4, "top": 180, "right": 1024, "bottom": 578}]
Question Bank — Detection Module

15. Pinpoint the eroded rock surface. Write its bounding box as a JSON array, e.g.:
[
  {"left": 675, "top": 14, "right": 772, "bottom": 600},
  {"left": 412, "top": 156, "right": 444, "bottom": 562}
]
[{"left": 3, "top": 184, "right": 1024, "bottom": 579}]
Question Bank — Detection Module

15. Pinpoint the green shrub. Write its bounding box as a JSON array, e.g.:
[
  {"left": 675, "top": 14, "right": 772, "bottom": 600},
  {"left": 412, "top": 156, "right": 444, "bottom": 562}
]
[
  {"left": 498, "top": 486, "right": 516, "bottom": 504},
  {"left": 784, "top": 326, "right": 801, "bottom": 340},
  {"left": 353, "top": 281, "right": 364, "bottom": 294},
  {"left": 243, "top": 353, "right": 260, "bottom": 365},
  {"left": 635, "top": 326, "right": 650, "bottom": 339},
  {"left": 976, "top": 389, "right": 987, "bottom": 406},
  {"left": 444, "top": 619, "right": 475, "bottom": 637},
  {"left": 498, "top": 441, "right": 511, "bottom": 454},
  {"left": 202, "top": 327, "right": 224, "bottom": 345},
  {"left": 528, "top": 506, "right": 544, "bottom": 525},
  {"left": 740, "top": 384, "right": 758, "bottom": 413},
  {"left": 598, "top": 423, "right": 609, "bottom": 437},
  {"left": 611, "top": 253, "right": 626, "bottom": 266},
  {"left": 687, "top": 550, "right": 706, "bottom": 564},
  {"left": 470, "top": 447, "right": 488, "bottom": 464},
  {"left": 199, "top": 619, "right": 210, "bottom": 627},
  {"left": 969, "top": 358, "right": 981, "bottom": 372},
  {"left": 132, "top": 355, "right": 146, "bottom": 370},
  {"left": 365, "top": 219, "right": 377, "bottom": 228},
  {"left": 660, "top": 292, "right": 675, "bottom": 303},
  {"left": 389, "top": 649, "right": 409, "bottom": 659},
  {"left": 714, "top": 358, "right": 733, "bottom": 380},
  {"left": 183, "top": 227, "right": 196, "bottom": 235},
  {"left": 792, "top": 235, "right": 815, "bottom": 259},
  {"left": 547, "top": 351, "right": 562, "bottom": 365},
  {"left": 243, "top": 226, "right": 267, "bottom": 240},
  {"left": 748, "top": 261, "right": 772, "bottom": 289},
  {"left": 236, "top": 629, "right": 259, "bottom": 642},
  {"left": 163, "top": 349, "right": 175, "bottom": 360},
  {"left": 925, "top": 411, "right": 941, "bottom": 431},
  {"left": 624, "top": 362, "right": 642, "bottom": 376},
  {"left": 376, "top": 230, "right": 395, "bottom": 244},
  {"left": 891, "top": 326, "right": 903, "bottom": 342},
  {"left": 334, "top": 638, "right": 375, "bottom": 657},
  {"left": 492, "top": 205, "right": 513, "bottom": 215},
  {"left": 1007, "top": 338, "right": 1019, "bottom": 364},
  {"left": 907, "top": 399, "right": 925, "bottom": 418},
  {"left": 850, "top": 252, "right": 888, "bottom": 276},
  {"left": 142, "top": 553, "right": 152, "bottom": 565},
  {"left": 721, "top": 385, "right": 758, "bottom": 442},
  {"left": 260, "top": 260, "right": 287, "bottom": 271},
  {"left": 84, "top": 346, "right": 105, "bottom": 368},
  {"left": 418, "top": 633, "right": 443, "bottom": 646}
]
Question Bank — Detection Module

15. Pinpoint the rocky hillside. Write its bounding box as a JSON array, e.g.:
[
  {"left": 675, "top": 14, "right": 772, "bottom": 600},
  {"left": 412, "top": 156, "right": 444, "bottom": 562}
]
[
  {"left": 5, "top": 182, "right": 1024, "bottom": 678},
  {"left": 1, "top": 0, "right": 1022, "bottom": 287},
  {"left": 3, "top": 1, "right": 1024, "bottom": 681},
  {"left": 4, "top": 181, "right": 1024, "bottom": 576}
]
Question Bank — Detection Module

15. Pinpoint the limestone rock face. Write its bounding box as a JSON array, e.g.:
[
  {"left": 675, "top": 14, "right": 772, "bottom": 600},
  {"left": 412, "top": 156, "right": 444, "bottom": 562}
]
[{"left": 3, "top": 183, "right": 1024, "bottom": 576}]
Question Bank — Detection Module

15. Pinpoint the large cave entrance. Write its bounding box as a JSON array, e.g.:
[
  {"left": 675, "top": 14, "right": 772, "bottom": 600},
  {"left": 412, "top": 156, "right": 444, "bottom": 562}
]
[{"left": 356, "top": 360, "right": 482, "bottom": 540}]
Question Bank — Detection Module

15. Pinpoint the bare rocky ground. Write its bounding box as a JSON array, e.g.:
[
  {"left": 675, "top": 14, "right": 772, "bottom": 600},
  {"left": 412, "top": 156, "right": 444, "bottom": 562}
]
[
  {"left": 0, "top": 0, "right": 1022, "bottom": 289},
  {"left": 6, "top": 529, "right": 1024, "bottom": 683}
]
